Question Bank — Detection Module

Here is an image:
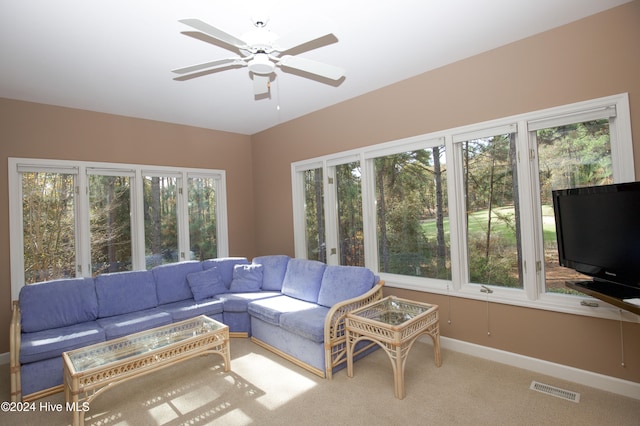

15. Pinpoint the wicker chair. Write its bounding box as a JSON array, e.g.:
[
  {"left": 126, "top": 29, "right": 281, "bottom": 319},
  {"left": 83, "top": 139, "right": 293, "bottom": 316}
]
[{"left": 324, "top": 281, "right": 385, "bottom": 378}]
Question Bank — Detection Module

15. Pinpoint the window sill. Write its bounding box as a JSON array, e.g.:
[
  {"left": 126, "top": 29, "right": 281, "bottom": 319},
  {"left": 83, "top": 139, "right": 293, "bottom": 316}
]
[{"left": 381, "top": 274, "right": 640, "bottom": 323}]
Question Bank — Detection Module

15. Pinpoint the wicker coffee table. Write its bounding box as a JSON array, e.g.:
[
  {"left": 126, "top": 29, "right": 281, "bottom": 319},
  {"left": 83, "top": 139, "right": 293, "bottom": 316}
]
[
  {"left": 62, "top": 315, "right": 230, "bottom": 426},
  {"left": 346, "top": 296, "right": 441, "bottom": 399}
]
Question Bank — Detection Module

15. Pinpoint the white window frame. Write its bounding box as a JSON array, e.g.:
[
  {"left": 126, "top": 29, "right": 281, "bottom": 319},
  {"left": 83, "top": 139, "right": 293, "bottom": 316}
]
[
  {"left": 9, "top": 158, "right": 228, "bottom": 300},
  {"left": 291, "top": 93, "right": 636, "bottom": 321}
]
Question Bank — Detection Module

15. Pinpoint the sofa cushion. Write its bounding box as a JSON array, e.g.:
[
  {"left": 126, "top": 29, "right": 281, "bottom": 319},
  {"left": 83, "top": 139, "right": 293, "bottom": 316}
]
[
  {"left": 20, "top": 321, "right": 105, "bottom": 364},
  {"left": 247, "top": 295, "right": 318, "bottom": 326},
  {"left": 317, "top": 265, "right": 376, "bottom": 308},
  {"left": 280, "top": 258, "right": 326, "bottom": 303},
  {"left": 202, "top": 257, "right": 249, "bottom": 287},
  {"left": 153, "top": 261, "right": 203, "bottom": 305},
  {"left": 96, "top": 270, "right": 157, "bottom": 318},
  {"left": 20, "top": 277, "right": 98, "bottom": 333},
  {"left": 96, "top": 308, "right": 172, "bottom": 340},
  {"left": 216, "top": 291, "right": 280, "bottom": 312},
  {"left": 252, "top": 255, "right": 290, "bottom": 291},
  {"left": 229, "top": 264, "right": 264, "bottom": 292},
  {"left": 21, "top": 356, "right": 64, "bottom": 397},
  {"left": 187, "top": 267, "right": 227, "bottom": 301},
  {"left": 158, "top": 298, "right": 224, "bottom": 322},
  {"left": 279, "top": 306, "right": 330, "bottom": 343}
]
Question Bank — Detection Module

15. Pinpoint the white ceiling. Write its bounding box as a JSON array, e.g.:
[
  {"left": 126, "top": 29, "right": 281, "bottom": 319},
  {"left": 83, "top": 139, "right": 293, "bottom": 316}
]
[{"left": 0, "top": 0, "right": 632, "bottom": 135}]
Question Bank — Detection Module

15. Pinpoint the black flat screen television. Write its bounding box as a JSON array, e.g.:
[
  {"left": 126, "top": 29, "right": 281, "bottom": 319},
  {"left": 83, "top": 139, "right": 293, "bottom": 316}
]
[{"left": 552, "top": 181, "right": 640, "bottom": 299}]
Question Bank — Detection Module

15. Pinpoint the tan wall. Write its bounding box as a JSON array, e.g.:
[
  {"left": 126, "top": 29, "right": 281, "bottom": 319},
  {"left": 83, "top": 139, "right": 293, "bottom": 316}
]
[
  {"left": 0, "top": 99, "right": 256, "bottom": 354},
  {"left": 251, "top": 1, "right": 640, "bottom": 384}
]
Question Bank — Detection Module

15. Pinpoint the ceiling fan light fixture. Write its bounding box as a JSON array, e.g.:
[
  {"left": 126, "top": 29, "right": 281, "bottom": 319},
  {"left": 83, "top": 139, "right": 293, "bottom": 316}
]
[{"left": 248, "top": 53, "right": 275, "bottom": 74}]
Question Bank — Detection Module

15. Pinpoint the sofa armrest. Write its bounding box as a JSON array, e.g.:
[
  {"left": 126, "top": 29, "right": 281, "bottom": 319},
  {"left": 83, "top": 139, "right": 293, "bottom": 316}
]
[
  {"left": 10, "top": 300, "right": 22, "bottom": 402},
  {"left": 323, "top": 281, "right": 384, "bottom": 378}
]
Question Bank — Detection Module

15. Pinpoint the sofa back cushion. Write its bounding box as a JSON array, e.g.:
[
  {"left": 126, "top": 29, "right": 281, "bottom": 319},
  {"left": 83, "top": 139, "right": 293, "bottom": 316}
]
[
  {"left": 252, "top": 255, "right": 290, "bottom": 291},
  {"left": 96, "top": 270, "right": 158, "bottom": 317},
  {"left": 202, "top": 257, "right": 249, "bottom": 288},
  {"left": 20, "top": 277, "right": 98, "bottom": 333},
  {"left": 281, "top": 258, "right": 326, "bottom": 303},
  {"left": 317, "top": 265, "right": 376, "bottom": 308},
  {"left": 153, "top": 261, "right": 203, "bottom": 305}
]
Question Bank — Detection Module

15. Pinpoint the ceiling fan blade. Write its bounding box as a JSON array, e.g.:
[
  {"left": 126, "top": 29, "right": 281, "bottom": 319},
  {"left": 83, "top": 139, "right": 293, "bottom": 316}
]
[
  {"left": 278, "top": 55, "right": 345, "bottom": 80},
  {"left": 273, "top": 24, "right": 334, "bottom": 53},
  {"left": 172, "top": 64, "right": 244, "bottom": 81},
  {"left": 179, "top": 18, "right": 248, "bottom": 49},
  {"left": 172, "top": 58, "right": 240, "bottom": 75},
  {"left": 252, "top": 74, "right": 270, "bottom": 95}
]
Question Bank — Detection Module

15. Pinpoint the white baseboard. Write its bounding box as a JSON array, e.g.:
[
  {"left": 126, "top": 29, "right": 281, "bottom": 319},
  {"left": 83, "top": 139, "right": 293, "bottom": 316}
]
[{"left": 429, "top": 336, "right": 640, "bottom": 400}]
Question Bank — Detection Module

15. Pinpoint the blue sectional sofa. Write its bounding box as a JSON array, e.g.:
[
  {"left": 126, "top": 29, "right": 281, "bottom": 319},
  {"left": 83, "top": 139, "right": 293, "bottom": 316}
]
[{"left": 10, "top": 255, "right": 384, "bottom": 401}]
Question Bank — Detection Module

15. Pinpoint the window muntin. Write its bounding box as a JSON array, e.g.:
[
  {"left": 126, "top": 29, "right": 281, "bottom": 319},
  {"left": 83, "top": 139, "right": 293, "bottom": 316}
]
[
  {"left": 21, "top": 171, "right": 77, "bottom": 283},
  {"left": 461, "top": 132, "right": 522, "bottom": 289},
  {"left": 535, "top": 119, "right": 613, "bottom": 294}
]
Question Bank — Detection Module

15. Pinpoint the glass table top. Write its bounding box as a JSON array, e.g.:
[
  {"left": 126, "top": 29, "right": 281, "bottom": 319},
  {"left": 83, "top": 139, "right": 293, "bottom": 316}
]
[
  {"left": 67, "top": 316, "right": 223, "bottom": 373},
  {"left": 352, "top": 297, "right": 434, "bottom": 326}
]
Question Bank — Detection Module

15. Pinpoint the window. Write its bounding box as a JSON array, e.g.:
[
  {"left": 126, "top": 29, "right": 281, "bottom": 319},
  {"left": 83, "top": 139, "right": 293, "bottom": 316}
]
[
  {"left": 21, "top": 168, "right": 77, "bottom": 283},
  {"left": 335, "top": 161, "right": 364, "bottom": 266},
  {"left": 302, "top": 167, "right": 326, "bottom": 262},
  {"left": 291, "top": 94, "right": 634, "bottom": 318},
  {"left": 88, "top": 171, "right": 133, "bottom": 275},
  {"left": 9, "top": 159, "right": 228, "bottom": 299},
  {"left": 374, "top": 147, "right": 450, "bottom": 279},
  {"left": 295, "top": 158, "right": 368, "bottom": 266},
  {"left": 531, "top": 117, "right": 616, "bottom": 295},
  {"left": 188, "top": 176, "right": 218, "bottom": 261},
  {"left": 143, "top": 174, "right": 179, "bottom": 268},
  {"left": 457, "top": 127, "right": 521, "bottom": 288}
]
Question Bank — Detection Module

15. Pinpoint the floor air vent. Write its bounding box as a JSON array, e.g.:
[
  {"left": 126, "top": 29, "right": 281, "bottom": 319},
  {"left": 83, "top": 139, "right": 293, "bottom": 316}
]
[{"left": 530, "top": 381, "right": 580, "bottom": 403}]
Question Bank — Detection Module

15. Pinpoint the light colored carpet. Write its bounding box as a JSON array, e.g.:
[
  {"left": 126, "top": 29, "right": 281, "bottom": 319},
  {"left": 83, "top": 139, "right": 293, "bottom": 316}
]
[{"left": 1, "top": 338, "right": 638, "bottom": 425}]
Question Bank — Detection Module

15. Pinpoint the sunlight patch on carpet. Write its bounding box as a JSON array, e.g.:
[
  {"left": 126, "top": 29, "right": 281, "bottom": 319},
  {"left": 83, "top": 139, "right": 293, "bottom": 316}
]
[
  {"left": 172, "top": 388, "right": 224, "bottom": 412},
  {"left": 232, "top": 352, "right": 318, "bottom": 410},
  {"left": 211, "top": 408, "right": 253, "bottom": 425}
]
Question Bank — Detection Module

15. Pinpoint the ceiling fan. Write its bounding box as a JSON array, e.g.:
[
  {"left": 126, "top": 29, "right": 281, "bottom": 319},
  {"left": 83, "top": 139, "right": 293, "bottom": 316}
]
[{"left": 172, "top": 17, "right": 345, "bottom": 96}]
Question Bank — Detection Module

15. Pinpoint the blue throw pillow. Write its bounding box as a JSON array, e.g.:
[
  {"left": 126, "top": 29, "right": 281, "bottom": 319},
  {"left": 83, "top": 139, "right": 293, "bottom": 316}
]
[
  {"left": 187, "top": 267, "right": 227, "bottom": 301},
  {"left": 229, "top": 264, "right": 264, "bottom": 292}
]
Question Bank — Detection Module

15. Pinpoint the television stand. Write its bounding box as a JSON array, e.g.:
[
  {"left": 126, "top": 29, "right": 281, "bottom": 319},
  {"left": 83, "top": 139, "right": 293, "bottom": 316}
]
[{"left": 566, "top": 280, "right": 640, "bottom": 316}]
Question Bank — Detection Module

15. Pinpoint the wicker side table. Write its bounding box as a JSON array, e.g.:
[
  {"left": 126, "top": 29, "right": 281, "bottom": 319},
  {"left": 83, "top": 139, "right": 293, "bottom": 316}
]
[{"left": 345, "top": 296, "right": 441, "bottom": 399}]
